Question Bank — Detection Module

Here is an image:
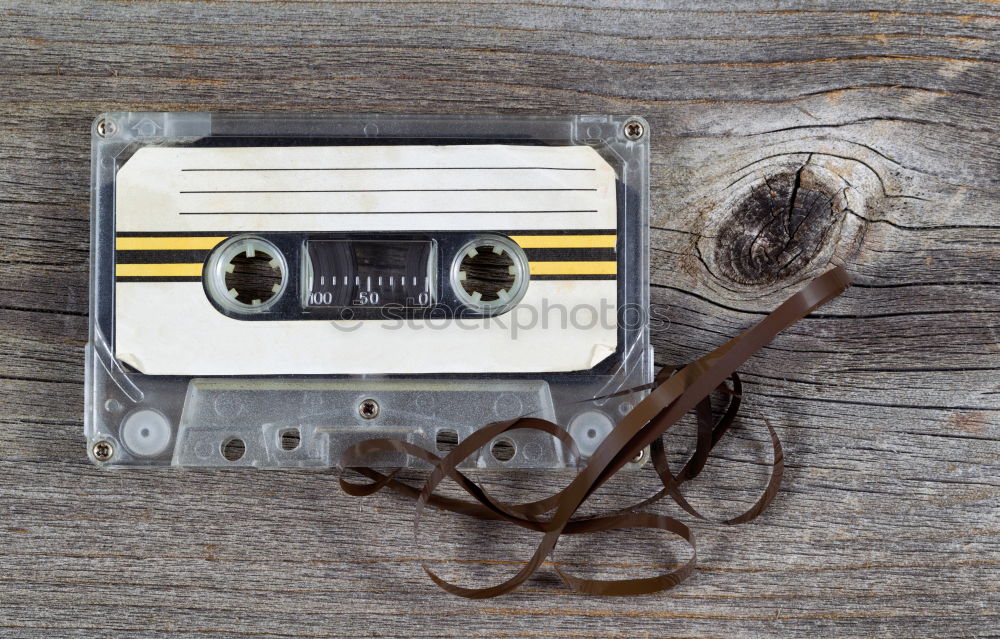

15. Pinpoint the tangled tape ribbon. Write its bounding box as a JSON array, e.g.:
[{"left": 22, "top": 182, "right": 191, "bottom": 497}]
[{"left": 339, "top": 266, "right": 851, "bottom": 597}]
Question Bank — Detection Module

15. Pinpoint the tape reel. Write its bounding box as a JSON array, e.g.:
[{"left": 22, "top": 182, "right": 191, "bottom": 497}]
[{"left": 204, "top": 236, "right": 289, "bottom": 313}]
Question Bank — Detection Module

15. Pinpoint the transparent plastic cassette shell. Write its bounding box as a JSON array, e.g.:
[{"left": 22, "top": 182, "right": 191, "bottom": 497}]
[{"left": 87, "top": 113, "right": 652, "bottom": 469}]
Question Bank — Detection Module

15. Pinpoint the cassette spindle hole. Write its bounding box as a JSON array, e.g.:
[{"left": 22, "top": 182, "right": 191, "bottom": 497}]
[
  {"left": 225, "top": 247, "right": 283, "bottom": 305},
  {"left": 451, "top": 235, "right": 529, "bottom": 315},
  {"left": 458, "top": 245, "right": 517, "bottom": 302},
  {"left": 206, "top": 236, "right": 289, "bottom": 314}
]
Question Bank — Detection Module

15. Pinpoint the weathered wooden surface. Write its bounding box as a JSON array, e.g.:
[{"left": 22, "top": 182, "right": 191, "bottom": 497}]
[{"left": 1, "top": 1, "right": 998, "bottom": 637}]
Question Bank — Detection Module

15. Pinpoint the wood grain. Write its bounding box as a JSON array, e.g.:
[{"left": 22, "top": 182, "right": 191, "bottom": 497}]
[{"left": 0, "top": 1, "right": 997, "bottom": 637}]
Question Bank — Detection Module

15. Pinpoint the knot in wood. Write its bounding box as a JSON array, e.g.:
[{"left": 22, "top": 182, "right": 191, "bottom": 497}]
[{"left": 714, "top": 165, "right": 839, "bottom": 286}]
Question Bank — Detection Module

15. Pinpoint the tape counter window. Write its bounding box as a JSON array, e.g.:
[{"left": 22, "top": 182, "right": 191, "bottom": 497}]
[
  {"left": 87, "top": 114, "right": 651, "bottom": 469},
  {"left": 303, "top": 238, "right": 437, "bottom": 310}
]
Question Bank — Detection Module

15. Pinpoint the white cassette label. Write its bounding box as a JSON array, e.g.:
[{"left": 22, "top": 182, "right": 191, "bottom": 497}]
[{"left": 114, "top": 144, "right": 620, "bottom": 375}]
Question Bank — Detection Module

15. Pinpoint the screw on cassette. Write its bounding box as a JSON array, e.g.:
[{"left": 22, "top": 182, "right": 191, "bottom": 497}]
[{"left": 339, "top": 265, "right": 851, "bottom": 598}]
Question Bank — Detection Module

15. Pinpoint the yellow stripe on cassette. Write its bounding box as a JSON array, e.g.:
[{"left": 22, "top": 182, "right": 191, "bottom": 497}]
[
  {"left": 114, "top": 234, "right": 617, "bottom": 279},
  {"left": 116, "top": 236, "right": 229, "bottom": 251},
  {"left": 115, "top": 263, "right": 205, "bottom": 278},
  {"left": 508, "top": 235, "right": 616, "bottom": 249},
  {"left": 528, "top": 261, "right": 617, "bottom": 276}
]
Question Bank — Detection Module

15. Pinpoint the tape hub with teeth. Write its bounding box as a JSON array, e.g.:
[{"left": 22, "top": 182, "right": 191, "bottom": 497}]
[
  {"left": 205, "top": 236, "right": 289, "bottom": 313},
  {"left": 450, "top": 235, "right": 529, "bottom": 315}
]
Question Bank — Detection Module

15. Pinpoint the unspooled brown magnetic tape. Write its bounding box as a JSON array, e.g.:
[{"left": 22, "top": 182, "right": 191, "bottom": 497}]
[{"left": 339, "top": 266, "right": 851, "bottom": 598}]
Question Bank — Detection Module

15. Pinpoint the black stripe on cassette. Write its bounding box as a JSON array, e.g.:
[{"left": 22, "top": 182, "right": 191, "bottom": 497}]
[{"left": 86, "top": 114, "right": 651, "bottom": 469}]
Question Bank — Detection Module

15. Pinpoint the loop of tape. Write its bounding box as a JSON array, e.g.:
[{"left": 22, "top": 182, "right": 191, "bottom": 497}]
[{"left": 339, "top": 266, "right": 851, "bottom": 597}]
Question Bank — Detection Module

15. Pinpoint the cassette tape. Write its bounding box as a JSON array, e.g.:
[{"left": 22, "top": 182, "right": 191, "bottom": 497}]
[{"left": 86, "top": 114, "right": 651, "bottom": 469}]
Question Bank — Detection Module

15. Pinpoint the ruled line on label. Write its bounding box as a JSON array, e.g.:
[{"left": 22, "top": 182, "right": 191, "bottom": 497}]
[
  {"left": 177, "top": 210, "right": 600, "bottom": 216},
  {"left": 179, "top": 188, "right": 598, "bottom": 194},
  {"left": 180, "top": 166, "right": 597, "bottom": 172}
]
